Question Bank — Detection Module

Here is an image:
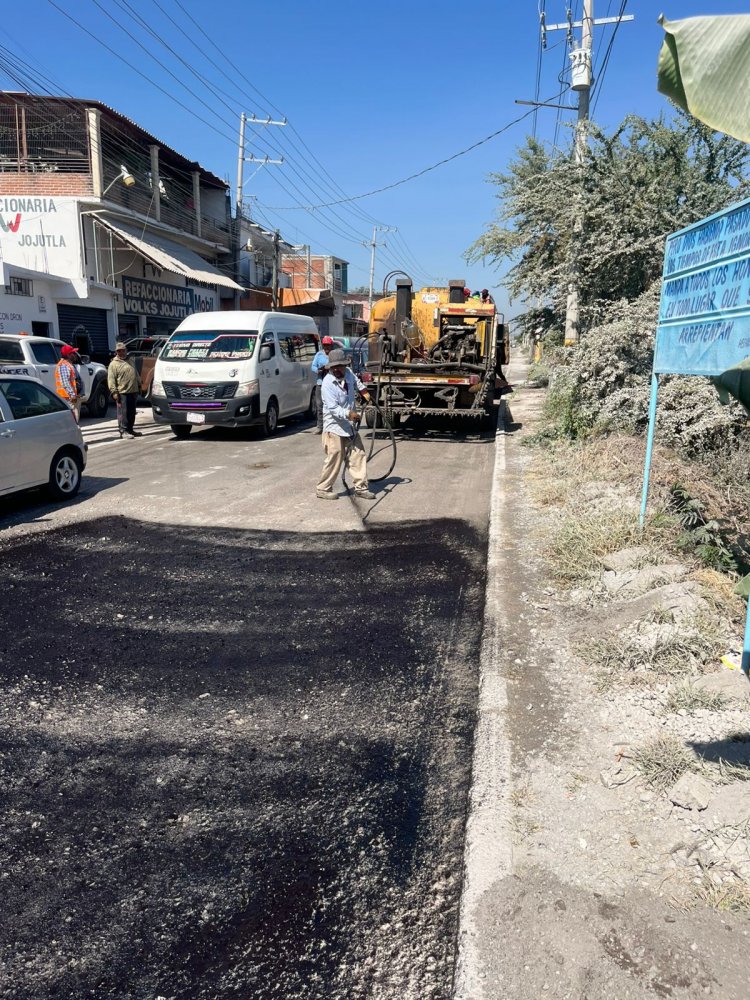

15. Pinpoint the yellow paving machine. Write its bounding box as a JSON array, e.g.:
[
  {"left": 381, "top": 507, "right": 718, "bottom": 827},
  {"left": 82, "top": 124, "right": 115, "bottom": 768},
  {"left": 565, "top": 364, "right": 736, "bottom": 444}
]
[{"left": 365, "top": 278, "right": 509, "bottom": 426}]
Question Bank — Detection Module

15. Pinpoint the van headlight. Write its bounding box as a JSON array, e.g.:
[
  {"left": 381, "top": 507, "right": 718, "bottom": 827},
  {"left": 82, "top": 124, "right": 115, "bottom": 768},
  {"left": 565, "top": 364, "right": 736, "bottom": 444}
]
[
  {"left": 238, "top": 379, "right": 259, "bottom": 397},
  {"left": 151, "top": 378, "right": 165, "bottom": 396}
]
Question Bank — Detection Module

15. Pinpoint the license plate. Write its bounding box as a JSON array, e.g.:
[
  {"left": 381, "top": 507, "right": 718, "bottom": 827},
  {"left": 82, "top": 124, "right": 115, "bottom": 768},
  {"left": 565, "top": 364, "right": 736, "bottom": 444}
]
[{"left": 186, "top": 412, "right": 206, "bottom": 425}]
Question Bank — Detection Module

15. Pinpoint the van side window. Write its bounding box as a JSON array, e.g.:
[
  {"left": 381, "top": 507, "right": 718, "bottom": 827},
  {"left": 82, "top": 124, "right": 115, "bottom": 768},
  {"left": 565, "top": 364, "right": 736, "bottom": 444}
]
[
  {"left": 260, "top": 332, "right": 276, "bottom": 359},
  {"left": 277, "top": 336, "right": 294, "bottom": 361},
  {"left": 298, "top": 334, "right": 319, "bottom": 363}
]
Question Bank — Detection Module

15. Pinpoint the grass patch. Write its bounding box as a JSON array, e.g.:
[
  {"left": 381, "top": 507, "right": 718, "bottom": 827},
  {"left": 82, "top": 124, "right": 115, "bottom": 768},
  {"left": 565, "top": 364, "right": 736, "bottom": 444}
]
[
  {"left": 548, "top": 508, "right": 650, "bottom": 584},
  {"left": 695, "top": 874, "right": 750, "bottom": 912},
  {"left": 632, "top": 736, "right": 698, "bottom": 791},
  {"left": 666, "top": 683, "right": 727, "bottom": 714},
  {"left": 589, "top": 617, "right": 725, "bottom": 690}
]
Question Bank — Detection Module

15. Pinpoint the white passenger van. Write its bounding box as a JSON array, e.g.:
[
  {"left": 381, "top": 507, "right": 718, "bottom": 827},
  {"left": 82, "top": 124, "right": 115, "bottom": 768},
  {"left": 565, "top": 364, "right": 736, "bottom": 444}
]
[{"left": 150, "top": 311, "right": 320, "bottom": 438}]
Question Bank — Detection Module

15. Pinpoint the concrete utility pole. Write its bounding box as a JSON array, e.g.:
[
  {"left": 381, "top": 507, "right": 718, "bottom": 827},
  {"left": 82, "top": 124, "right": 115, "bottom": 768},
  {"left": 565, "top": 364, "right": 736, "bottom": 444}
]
[
  {"left": 543, "top": 3, "right": 634, "bottom": 346},
  {"left": 233, "top": 112, "right": 287, "bottom": 305},
  {"left": 564, "top": 0, "right": 593, "bottom": 347},
  {"left": 367, "top": 225, "right": 394, "bottom": 315},
  {"left": 272, "top": 230, "right": 280, "bottom": 309}
]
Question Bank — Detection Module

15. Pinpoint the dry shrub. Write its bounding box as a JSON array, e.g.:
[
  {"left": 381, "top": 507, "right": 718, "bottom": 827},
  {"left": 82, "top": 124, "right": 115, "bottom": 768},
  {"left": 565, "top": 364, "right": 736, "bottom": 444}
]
[{"left": 632, "top": 736, "right": 698, "bottom": 790}]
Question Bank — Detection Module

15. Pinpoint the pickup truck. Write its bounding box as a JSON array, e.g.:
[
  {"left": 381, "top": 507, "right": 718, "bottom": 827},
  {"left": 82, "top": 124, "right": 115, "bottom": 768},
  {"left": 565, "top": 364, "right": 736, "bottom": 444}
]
[{"left": 0, "top": 334, "right": 110, "bottom": 417}]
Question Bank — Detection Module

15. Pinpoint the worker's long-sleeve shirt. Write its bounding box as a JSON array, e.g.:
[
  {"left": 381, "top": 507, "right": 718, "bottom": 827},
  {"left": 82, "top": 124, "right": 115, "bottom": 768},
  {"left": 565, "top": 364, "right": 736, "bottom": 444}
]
[
  {"left": 54, "top": 359, "right": 78, "bottom": 402},
  {"left": 321, "top": 369, "right": 365, "bottom": 437},
  {"left": 107, "top": 356, "right": 139, "bottom": 395},
  {"left": 311, "top": 349, "right": 329, "bottom": 385}
]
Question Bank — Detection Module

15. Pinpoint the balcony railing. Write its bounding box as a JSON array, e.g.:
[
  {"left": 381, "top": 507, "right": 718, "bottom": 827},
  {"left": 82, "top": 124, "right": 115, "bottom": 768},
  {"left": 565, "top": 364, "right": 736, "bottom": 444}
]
[{"left": 105, "top": 184, "right": 231, "bottom": 249}]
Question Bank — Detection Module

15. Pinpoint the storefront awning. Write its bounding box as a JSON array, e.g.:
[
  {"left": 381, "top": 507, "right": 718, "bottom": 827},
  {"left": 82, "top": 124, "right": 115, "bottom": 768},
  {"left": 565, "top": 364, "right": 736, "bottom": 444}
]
[{"left": 95, "top": 217, "right": 243, "bottom": 292}]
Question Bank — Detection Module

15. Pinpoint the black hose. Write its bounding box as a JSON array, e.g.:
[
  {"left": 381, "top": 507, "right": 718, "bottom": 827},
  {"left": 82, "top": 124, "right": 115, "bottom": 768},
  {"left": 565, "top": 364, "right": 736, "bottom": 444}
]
[{"left": 361, "top": 400, "right": 397, "bottom": 482}]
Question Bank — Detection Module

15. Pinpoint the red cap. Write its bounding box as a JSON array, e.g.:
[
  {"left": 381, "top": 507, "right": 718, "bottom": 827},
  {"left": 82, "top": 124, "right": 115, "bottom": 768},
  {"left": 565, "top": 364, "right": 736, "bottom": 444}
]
[
  {"left": 61, "top": 344, "right": 76, "bottom": 358},
  {"left": 322, "top": 336, "right": 334, "bottom": 345}
]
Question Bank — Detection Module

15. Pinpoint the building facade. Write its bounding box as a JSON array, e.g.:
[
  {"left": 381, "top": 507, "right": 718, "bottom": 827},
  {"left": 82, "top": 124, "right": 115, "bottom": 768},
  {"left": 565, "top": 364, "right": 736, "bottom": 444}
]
[
  {"left": 280, "top": 253, "right": 349, "bottom": 338},
  {"left": 0, "top": 92, "right": 241, "bottom": 359}
]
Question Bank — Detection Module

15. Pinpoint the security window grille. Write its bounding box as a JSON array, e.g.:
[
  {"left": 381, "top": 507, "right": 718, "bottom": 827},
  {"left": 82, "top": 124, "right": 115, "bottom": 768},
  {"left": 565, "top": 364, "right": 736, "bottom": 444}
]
[{"left": 5, "top": 277, "right": 33, "bottom": 296}]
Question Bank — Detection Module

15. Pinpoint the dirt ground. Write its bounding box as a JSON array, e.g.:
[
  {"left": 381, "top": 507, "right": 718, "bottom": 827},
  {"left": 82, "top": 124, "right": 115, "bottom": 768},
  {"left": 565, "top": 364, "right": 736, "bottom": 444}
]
[
  {"left": 0, "top": 515, "right": 486, "bottom": 999},
  {"left": 465, "top": 379, "right": 750, "bottom": 999}
]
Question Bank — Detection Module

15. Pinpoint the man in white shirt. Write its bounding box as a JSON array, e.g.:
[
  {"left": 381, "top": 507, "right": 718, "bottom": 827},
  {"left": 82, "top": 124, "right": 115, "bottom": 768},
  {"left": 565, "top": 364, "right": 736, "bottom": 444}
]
[{"left": 317, "top": 349, "right": 375, "bottom": 500}]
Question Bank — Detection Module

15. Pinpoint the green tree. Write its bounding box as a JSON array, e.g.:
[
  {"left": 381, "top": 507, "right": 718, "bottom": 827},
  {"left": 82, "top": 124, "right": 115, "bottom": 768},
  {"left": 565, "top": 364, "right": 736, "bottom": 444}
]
[{"left": 467, "top": 113, "right": 749, "bottom": 334}]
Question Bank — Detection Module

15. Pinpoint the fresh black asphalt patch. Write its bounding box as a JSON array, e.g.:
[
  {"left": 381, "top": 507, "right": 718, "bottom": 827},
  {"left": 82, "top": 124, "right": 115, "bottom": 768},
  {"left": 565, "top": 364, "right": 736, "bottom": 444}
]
[{"left": 0, "top": 515, "right": 486, "bottom": 999}]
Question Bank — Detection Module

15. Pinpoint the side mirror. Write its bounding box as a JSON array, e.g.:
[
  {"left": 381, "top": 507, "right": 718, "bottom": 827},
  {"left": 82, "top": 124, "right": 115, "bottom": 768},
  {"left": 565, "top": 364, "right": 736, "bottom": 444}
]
[
  {"left": 259, "top": 345, "right": 273, "bottom": 363},
  {"left": 78, "top": 354, "right": 91, "bottom": 365}
]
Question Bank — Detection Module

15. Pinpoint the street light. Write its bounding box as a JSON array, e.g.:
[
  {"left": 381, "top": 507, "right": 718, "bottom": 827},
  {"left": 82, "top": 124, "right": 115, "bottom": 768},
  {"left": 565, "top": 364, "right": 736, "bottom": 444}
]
[{"left": 102, "top": 165, "right": 136, "bottom": 197}]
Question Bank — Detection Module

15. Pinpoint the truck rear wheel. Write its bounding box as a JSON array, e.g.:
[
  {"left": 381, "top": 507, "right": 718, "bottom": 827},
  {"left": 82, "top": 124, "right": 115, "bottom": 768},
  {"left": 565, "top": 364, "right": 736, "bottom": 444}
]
[{"left": 86, "top": 379, "right": 109, "bottom": 418}]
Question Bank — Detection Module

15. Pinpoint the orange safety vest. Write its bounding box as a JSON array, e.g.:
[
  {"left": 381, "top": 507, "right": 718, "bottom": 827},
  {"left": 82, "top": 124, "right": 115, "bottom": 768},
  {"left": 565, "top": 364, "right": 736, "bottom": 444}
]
[{"left": 54, "top": 358, "right": 78, "bottom": 402}]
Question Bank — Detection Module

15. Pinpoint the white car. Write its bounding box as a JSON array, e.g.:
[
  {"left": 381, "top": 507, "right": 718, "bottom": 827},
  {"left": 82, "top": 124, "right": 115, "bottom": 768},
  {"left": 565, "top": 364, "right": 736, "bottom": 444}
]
[
  {"left": 0, "top": 374, "right": 87, "bottom": 501},
  {"left": 0, "top": 335, "right": 110, "bottom": 417}
]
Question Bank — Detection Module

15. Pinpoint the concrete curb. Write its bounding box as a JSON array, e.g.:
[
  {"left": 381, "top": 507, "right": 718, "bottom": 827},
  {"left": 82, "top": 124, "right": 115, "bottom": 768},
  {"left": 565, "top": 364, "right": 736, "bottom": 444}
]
[{"left": 452, "top": 400, "right": 514, "bottom": 998}]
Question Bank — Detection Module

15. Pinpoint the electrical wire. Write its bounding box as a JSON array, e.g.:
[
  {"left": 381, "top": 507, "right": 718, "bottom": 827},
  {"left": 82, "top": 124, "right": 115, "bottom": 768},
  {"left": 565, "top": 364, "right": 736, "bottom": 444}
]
[
  {"left": 591, "top": 0, "right": 628, "bottom": 117},
  {"left": 264, "top": 94, "right": 567, "bottom": 212}
]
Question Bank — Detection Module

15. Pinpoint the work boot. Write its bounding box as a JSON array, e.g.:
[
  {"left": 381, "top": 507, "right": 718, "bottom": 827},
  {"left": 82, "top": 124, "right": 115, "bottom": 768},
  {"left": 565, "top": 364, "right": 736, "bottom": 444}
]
[
  {"left": 354, "top": 488, "right": 375, "bottom": 500},
  {"left": 316, "top": 489, "right": 338, "bottom": 500},
  {"left": 128, "top": 430, "right": 143, "bottom": 437}
]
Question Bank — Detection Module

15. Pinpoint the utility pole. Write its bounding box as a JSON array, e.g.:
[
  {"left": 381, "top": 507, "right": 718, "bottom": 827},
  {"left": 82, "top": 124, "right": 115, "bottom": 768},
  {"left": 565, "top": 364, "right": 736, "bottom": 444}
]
[
  {"left": 367, "top": 225, "right": 394, "bottom": 315},
  {"left": 272, "top": 230, "right": 280, "bottom": 308},
  {"left": 233, "top": 112, "right": 247, "bottom": 306},
  {"left": 564, "top": 0, "right": 593, "bottom": 347},
  {"left": 540, "top": 3, "right": 634, "bottom": 346},
  {"left": 306, "top": 244, "right": 312, "bottom": 289},
  {"left": 233, "top": 111, "right": 286, "bottom": 305}
]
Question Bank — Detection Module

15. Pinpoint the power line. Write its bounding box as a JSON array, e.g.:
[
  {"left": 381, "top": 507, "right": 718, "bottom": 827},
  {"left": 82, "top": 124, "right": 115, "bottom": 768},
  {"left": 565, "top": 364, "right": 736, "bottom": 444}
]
[
  {"left": 591, "top": 0, "right": 628, "bottom": 116},
  {"left": 264, "top": 95, "right": 566, "bottom": 212}
]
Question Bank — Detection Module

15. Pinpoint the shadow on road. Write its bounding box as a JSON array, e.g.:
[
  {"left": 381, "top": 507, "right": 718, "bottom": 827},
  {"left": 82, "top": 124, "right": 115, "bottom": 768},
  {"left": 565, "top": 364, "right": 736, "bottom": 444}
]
[
  {"left": 0, "top": 476, "right": 128, "bottom": 532},
  {"left": 1, "top": 514, "right": 486, "bottom": 1000}
]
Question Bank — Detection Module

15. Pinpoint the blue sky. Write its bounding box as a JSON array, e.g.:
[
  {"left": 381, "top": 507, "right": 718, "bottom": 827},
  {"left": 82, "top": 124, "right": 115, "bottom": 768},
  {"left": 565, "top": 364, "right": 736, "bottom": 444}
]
[{"left": 2, "top": 1, "right": 748, "bottom": 319}]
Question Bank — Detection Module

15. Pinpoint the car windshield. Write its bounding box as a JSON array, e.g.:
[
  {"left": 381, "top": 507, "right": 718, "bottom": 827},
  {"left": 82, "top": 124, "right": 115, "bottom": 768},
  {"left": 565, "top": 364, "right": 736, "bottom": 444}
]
[
  {"left": 161, "top": 332, "right": 258, "bottom": 362},
  {"left": 0, "top": 340, "right": 25, "bottom": 362}
]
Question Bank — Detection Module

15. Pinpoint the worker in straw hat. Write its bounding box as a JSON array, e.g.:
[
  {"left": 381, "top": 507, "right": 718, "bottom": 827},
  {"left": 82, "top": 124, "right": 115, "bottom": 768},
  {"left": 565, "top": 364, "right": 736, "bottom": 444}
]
[{"left": 316, "top": 348, "right": 374, "bottom": 500}]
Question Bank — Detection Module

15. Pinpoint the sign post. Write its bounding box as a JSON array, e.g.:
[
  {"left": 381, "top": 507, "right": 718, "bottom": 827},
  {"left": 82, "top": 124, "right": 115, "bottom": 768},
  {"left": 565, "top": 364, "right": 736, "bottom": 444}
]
[{"left": 642, "top": 195, "right": 750, "bottom": 676}]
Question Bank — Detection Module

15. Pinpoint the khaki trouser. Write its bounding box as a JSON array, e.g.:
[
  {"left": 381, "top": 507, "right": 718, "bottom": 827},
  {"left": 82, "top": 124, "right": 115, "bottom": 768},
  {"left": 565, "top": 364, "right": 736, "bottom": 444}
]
[{"left": 317, "top": 431, "right": 368, "bottom": 492}]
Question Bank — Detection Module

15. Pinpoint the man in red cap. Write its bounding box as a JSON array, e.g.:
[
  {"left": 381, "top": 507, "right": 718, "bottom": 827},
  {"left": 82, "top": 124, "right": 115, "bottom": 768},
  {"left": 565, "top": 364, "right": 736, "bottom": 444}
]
[
  {"left": 55, "top": 344, "right": 83, "bottom": 422},
  {"left": 311, "top": 335, "right": 335, "bottom": 434}
]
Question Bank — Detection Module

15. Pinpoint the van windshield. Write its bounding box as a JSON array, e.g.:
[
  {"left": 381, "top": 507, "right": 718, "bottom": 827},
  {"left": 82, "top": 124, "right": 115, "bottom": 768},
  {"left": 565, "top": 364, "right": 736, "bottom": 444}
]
[{"left": 161, "top": 331, "right": 258, "bottom": 362}]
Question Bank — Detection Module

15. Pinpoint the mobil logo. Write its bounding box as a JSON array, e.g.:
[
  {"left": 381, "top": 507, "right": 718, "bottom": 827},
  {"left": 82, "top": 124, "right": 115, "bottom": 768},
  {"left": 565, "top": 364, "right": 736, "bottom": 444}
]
[{"left": 0, "top": 213, "right": 21, "bottom": 234}]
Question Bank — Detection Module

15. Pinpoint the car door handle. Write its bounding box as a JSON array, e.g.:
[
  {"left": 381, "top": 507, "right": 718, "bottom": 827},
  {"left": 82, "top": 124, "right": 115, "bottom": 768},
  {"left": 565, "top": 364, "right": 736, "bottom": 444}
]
[
  {"left": 0, "top": 429, "right": 15, "bottom": 437},
  {"left": 40, "top": 368, "right": 49, "bottom": 373},
  {"left": 275, "top": 368, "right": 279, "bottom": 375}
]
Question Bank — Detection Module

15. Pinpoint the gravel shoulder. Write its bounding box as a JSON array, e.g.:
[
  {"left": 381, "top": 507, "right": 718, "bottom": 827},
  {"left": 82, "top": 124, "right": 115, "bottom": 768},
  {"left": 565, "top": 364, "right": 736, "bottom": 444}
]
[{"left": 464, "top": 364, "right": 750, "bottom": 1000}]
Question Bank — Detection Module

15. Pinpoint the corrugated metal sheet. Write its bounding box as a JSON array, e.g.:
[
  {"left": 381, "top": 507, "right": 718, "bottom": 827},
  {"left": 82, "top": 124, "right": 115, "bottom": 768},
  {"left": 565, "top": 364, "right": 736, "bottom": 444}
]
[{"left": 96, "top": 217, "right": 243, "bottom": 292}]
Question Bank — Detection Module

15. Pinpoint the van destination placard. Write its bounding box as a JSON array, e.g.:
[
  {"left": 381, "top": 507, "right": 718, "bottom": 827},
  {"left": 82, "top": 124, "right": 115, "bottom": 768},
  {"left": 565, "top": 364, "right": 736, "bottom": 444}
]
[{"left": 656, "top": 196, "right": 750, "bottom": 376}]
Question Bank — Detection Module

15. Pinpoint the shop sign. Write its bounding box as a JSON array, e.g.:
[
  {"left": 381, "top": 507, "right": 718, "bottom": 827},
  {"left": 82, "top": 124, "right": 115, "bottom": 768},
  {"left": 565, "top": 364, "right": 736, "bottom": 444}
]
[
  {"left": 123, "top": 277, "right": 194, "bottom": 319},
  {"left": 122, "top": 277, "right": 218, "bottom": 318}
]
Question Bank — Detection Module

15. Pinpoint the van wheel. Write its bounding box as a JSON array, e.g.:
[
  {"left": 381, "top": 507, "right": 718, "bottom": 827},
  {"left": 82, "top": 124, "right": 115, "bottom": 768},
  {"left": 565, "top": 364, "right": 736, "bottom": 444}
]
[
  {"left": 86, "top": 379, "right": 109, "bottom": 418},
  {"left": 171, "top": 425, "right": 192, "bottom": 439},
  {"left": 263, "top": 398, "right": 279, "bottom": 436},
  {"left": 48, "top": 448, "right": 82, "bottom": 500}
]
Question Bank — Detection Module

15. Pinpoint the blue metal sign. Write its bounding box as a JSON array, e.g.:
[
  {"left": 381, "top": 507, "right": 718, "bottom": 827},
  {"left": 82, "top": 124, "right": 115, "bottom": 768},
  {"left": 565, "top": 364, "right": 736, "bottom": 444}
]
[
  {"left": 655, "top": 196, "right": 750, "bottom": 375},
  {"left": 645, "top": 197, "right": 750, "bottom": 676}
]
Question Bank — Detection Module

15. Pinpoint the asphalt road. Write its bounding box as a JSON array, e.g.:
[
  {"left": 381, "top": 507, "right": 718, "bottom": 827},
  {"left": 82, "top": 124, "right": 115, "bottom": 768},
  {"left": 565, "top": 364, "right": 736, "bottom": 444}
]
[{"left": 0, "top": 405, "right": 496, "bottom": 999}]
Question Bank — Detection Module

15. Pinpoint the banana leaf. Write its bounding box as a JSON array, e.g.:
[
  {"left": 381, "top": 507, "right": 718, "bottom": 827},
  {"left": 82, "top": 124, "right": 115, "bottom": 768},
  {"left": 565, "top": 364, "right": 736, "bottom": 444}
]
[
  {"left": 711, "top": 356, "right": 750, "bottom": 417},
  {"left": 658, "top": 14, "right": 750, "bottom": 142}
]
